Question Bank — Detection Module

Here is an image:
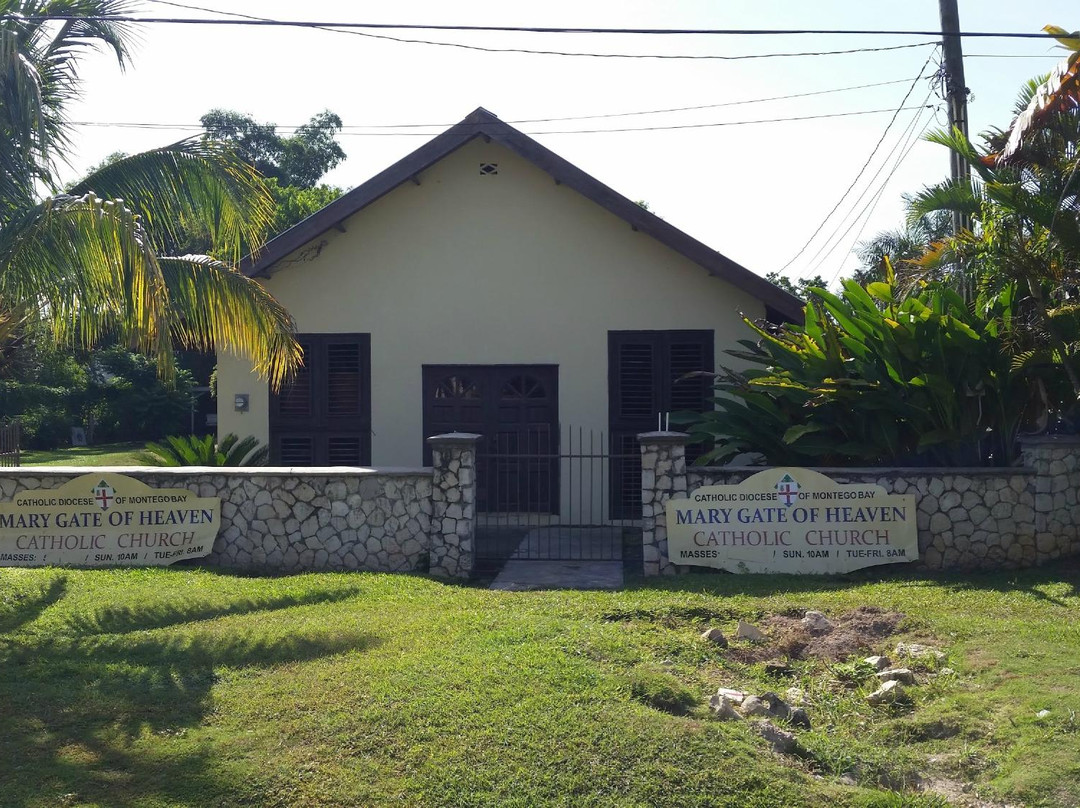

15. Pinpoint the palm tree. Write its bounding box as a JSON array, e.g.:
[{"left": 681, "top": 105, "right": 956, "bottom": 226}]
[
  {"left": 909, "top": 82, "right": 1080, "bottom": 401},
  {"left": 853, "top": 196, "right": 951, "bottom": 287},
  {"left": 0, "top": 0, "right": 301, "bottom": 387},
  {"left": 1000, "top": 25, "right": 1080, "bottom": 163}
]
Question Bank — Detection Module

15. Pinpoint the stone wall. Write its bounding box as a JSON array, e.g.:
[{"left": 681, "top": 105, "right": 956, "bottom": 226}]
[
  {"left": 0, "top": 468, "right": 434, "bottom": 573},
  {"left": 641, "top": 432, "right": 1080, "bottom": 575},
  {"left": 1, "top": 433, "right": 482, "bottom": 576}
]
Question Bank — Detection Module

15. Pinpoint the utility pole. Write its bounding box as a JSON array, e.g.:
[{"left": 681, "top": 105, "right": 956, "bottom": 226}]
[{"left": 939, "top": 0, "right": 971, "bottom": 235}]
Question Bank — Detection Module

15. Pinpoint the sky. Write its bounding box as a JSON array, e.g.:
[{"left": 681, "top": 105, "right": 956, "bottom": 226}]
[{"left": 59, "top": 0, "right": 1079, "bottom": 285}]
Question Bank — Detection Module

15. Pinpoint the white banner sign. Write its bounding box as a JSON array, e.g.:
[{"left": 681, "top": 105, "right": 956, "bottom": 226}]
[
  {"left": 0, "top": 473, "right": 219, "bottom": 567},
  {"left": 666, "top": 468, "right": 918, "bottom": 574}
]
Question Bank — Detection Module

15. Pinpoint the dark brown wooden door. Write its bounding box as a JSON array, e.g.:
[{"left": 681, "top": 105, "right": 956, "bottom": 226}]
[
  {"left": 608, "top": 330, "right": 714, "bottom": 518},
  {"left": 270, "top": 334, "right": 371, "bottom": 465},
  {"left": 423, "top": 365, "right": 558, "bottom": 512}
]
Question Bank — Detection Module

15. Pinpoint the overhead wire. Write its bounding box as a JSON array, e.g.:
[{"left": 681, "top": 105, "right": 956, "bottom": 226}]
[
  {"left": 774, "top": 48, "right": 939, "bottom": 275},
  {"left": 65, "top": 76, "right": 922, "bottom": 133},
  {"left": 5, "top": 15, "right": 1070, "bottom": 39},
  {"left": 139, "top": 1, "right": 942, "bottom": 61},
  {"left": 70, "top": 105, "right": 935, "bottom": 137},
  {"left": 809, "top": 99, "right": 936, "bottom": 283},
  {"left": 800, "top": 94, "right": 935, "bottom": 280}
]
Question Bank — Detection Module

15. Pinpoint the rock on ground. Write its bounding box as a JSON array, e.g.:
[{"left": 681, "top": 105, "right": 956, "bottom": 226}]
[
  {"left": 864, "top": 655, "right": 891, "bottom": 671},
  {"left": 701, "top": 628, "right": 728, "bottom": 647},
  {"left": 895, "top": 642, "right": 946, "bottom": 661},
  {"left": 802, "top": 610, "right": 834, "bottom": 633},
  {"left": 740, "top": 695, "right": 769, "bottom": 717},
  {"left": 753, "top": 720, "right": 798, "bottom": 754},
  {"left": 709, "top": 694, "right": 743, "bottom": 721},
  {"left": 737, "top": 620, "right": 768, "bottom": 642},
  {"left": 867, "top": 679, "right": 907, "bottom": 706},
  {"left": 877, "top": 667, "right": 916, "bottom": 685}
]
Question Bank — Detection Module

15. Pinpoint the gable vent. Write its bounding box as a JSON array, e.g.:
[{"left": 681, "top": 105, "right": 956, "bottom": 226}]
[{"left": 479, "top": 162, "right": 498, "bottom": 175}]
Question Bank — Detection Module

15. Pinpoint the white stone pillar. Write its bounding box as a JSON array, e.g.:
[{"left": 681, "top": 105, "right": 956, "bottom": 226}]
[
  {"left": 427, "top": 433, "right": 480, "bottom": 578},
  {"left": 638, "top": 431, "right": 689, "bottom": 576}
]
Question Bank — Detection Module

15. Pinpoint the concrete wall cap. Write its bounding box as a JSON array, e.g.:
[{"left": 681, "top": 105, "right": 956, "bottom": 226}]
[
  {"left": 426, "top": 432, "right": 482, "bottom": 446},
  {"left": 637, "top": 431, "right": 691, "bottom": 444},
  {"left": 6, "top": 465, "right": 432, "bottom": 478}
]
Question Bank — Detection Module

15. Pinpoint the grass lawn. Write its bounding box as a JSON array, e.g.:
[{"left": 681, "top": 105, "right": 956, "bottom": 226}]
[
  {"left": 19, "top": 442, "right": 152, "bottom": 467},
  {"left": 1, "top": 565, "right": 1078, "bottom": 807}
]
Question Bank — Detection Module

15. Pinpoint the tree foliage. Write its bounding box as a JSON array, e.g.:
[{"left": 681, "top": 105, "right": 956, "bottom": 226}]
[
  {"left": 0, "top": 0, "right": 301, "bottom": 388},
  {"left": 909, "top": 82, "right": 1080, "bottom": 403},
  {"left": 683, "top": 267, "right": 1045, "bottom": 467},
  {"left": 200, "top": 109, "right": 346, "bottom": 190},
  {"left": 764, "top": 272, "right": 829, "bottom": 301}
]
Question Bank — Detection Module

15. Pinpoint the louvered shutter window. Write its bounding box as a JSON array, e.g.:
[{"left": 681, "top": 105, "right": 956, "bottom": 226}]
[
  {"left": 608, "top": 331, "right": 713, "bottom": 518},
  {"left": 327, "top": 343, "right": 362, "bottom": 415},
  {"left": 269, "top": 334, "right": 371, "bottom": 466},
  {"left": 278, "top": 344, "right": 312, "bottom": 417}
]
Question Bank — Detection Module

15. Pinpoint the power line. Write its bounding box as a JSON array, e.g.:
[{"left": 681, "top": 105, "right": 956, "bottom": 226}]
[
  {"left": 775, "top": 48, "right": 940, "bottom": 275},
  {"left": 69, "top": 105, "right": 936, "bottom": 137},
  {"left": 352, "top": 80, "right": 922, "bottom": 127},
  {"left": 64, "top": 77, "right": 921, "bottom": 134},
  {"left": 829, "top": 115, "right": 932, "bottom": 285},
  {"left": 140, "top": 1, "right": 942, "bottom": 60},
  {"left": 802, "top": 96, "right": 933, "bottom": 277},
  {"left": 802, "top": 97, "right": 934, "bottom": 282},
  {"left": 966, "top": 53, "right": 1066, "bottom": 58},
  {"left": 5, "top": 15, "right": 1072, "bottom": 39}
]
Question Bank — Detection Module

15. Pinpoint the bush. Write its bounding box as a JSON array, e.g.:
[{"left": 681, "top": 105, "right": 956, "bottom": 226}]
[
  {"left": 0, "top": 344, "right": 197, "bottom": 449},
  {"left": 682, "top": 272, "right": 1048, "bottom": 467},
  {"left": 143, "top": 434, "right": 268, "bottom": 467}
]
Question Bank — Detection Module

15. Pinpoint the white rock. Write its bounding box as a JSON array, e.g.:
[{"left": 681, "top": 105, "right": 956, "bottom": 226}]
[
  {"left": 867, "top": 679, "right": 907, "bottom": 706},
  {"left": 864, "top": 655, "right": 891, "bottom": 671},
  {"left": 876, "top": 668, "right": 915, "bottom": 685},
  {"left": 785, "top": 686, "right": 806, "bottom": 706},
  {"left": 716, "top": 687, "right": 746, "bottom": 704},
  {"left": 709, "top": 694, "right": 743, "bottom": 721},
  {"left": 740, "top": 695, "right": 770, "bottom": 717},
  {"left": 736, "top": 620, "right": 768, "bottom": 642},
  {"left": 894, "top": 642, "right": 946, "bottom": 661},
  {"left": 1036, "top": 709, "right": 1051, "bottom": 719},
  {"left": 802, "top": 610, "right": 834, "bottom": 633}
]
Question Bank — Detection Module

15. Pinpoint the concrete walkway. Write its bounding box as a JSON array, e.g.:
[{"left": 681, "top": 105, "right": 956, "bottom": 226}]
[{"left": 488, "top": 526, "right": 624, "bottom": 591}]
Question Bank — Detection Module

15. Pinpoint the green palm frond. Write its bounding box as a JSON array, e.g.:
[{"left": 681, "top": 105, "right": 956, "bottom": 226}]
[
  {"left": 69, "top": 138, "right": 275, "bottom": 263},
  {"left": 144, "top": 433, "right": 268, "bottom": 466},
  {"left": 157, "top": 255, "right": 300, "bottom": 390},
  {"left": 907, "top": 179, "right": 984, "bottom": 224},
  {"left": 0, "top": 1, "right": 301, "bottom": 390}
]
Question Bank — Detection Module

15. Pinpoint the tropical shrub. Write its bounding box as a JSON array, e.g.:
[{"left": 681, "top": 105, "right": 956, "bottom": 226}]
[
  {"left": 683, "top": 269, "right": 1050, "bottom": 467},
  {"left": 143, "top": 433, "right": 268, "bottom": 467}
]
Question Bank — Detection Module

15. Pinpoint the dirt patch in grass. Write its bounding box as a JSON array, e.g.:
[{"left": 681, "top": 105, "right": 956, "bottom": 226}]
[{"left": 728, "top": 606, "right": 906, "bottom": 663}]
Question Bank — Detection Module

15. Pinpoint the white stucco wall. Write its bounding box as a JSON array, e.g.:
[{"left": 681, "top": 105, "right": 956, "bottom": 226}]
[{"left": 217, "top": 137, "right": 767, "bottom": 466}]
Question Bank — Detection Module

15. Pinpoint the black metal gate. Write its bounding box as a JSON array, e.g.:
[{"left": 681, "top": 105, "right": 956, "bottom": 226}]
[{"left": 474, "top": 426, "right": 642, "bottom": 567}]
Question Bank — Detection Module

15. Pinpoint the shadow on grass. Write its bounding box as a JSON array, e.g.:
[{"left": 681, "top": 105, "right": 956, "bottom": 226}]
[
  {"left": 932, "top": 557, "right": 1080, "bottom": 607},
  {"left": 63, "top": 584, "right": 362, "bottom": 635},
  {"left": 0, "top": 574, "right": 68, "bottom": 634},
  {"left": 622, "top": 558, "right": 1080, "bottom": 603},
  {"left": 0, "top": 582, "right": 377, "bottom": 807}
]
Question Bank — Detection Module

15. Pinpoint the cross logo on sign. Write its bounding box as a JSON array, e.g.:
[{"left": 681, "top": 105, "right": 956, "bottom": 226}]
[
  {"left": 775, "top": 473, "right": 799, "bottom": 507},
  {"left": 92, "top": 479, "right": 115, "bottom": 511}
]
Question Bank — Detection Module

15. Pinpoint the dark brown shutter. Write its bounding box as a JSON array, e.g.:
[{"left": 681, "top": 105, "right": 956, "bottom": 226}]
[
  {"left": 269, "top": 334, "right": 371, "bottom": 466},
  {"left": 608, "top": 330, "right": 713, "bottom": 518},
  {"left": 277, "top": 343, "right": 312, "bottom": 417}
]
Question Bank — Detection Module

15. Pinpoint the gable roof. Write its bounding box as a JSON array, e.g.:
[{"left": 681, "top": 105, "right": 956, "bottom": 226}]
[{"left": 242, "top": 107, "right": 803, "bottom": 321}]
